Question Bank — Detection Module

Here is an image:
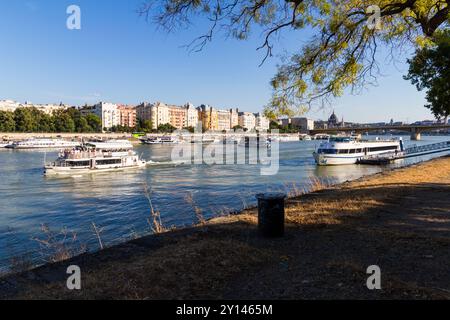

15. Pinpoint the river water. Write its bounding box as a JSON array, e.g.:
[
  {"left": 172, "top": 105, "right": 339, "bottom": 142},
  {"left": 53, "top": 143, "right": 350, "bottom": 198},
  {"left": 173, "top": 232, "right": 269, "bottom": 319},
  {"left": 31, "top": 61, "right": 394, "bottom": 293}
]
[{"left": 0, "top": 135, "right": 449, "bottom": 272}]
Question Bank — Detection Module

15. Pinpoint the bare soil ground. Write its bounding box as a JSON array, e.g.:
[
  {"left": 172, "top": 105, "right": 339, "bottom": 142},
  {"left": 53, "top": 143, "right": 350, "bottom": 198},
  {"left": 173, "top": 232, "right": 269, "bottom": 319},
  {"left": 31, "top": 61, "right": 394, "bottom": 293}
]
[{"left": 1, "top": 157, "right": 449, "bottom": 300}]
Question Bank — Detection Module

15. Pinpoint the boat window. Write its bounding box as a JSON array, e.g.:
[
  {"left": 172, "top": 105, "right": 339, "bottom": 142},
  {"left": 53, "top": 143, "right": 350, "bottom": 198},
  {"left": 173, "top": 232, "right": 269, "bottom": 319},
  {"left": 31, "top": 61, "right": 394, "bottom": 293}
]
[
  {"left": 317, "top": 149, "right": 337, "bottom": 154},
  {"left": 67, "top": 161, "right": 90, "bottom": 167},
  {"left": 330, "top": 137, "right": 353, "bottom": 143},
  {"left": 96, "top": 159, "right": 122, "bottom": 165},
  {"left": 368, "top": 146, "right": 398, "bottom": 152},
  {"left": 338, "top": 149, "right": 349, "bottom": 154}
]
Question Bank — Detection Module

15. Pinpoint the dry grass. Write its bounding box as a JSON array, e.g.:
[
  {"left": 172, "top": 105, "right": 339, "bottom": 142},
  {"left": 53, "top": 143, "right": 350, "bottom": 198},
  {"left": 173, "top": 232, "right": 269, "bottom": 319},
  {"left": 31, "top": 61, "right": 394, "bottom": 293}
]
[
  {"left": 32, "top": 224, "right": 87, "bottom": 264},
  {"left": 15, "top": 238, "right": 273, "bottom": 300}
]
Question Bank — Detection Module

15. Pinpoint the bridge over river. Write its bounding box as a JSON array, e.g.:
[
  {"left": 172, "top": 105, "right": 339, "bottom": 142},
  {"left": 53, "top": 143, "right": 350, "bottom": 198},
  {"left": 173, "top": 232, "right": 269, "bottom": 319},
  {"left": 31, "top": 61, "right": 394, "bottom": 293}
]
[{"left": 309, "top": 124, "right": 450, "bottom": 141}]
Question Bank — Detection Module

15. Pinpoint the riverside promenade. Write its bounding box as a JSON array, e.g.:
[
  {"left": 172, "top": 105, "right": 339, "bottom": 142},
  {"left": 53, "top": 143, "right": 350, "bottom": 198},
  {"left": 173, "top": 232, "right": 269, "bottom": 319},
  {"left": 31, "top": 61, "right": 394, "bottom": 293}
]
[{"left": 1, "top": 156, "right": 449, "bottom": 300}]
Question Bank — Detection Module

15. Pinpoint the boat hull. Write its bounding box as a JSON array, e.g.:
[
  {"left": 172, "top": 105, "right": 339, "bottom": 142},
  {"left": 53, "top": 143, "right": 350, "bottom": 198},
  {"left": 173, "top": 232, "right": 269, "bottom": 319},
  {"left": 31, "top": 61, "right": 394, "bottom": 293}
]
[
  {"left": 44, "top": 161, "right": 147, "bottom": 176},
  {"left": 313, "top": 153, "right": 365, "bottom": 166}
]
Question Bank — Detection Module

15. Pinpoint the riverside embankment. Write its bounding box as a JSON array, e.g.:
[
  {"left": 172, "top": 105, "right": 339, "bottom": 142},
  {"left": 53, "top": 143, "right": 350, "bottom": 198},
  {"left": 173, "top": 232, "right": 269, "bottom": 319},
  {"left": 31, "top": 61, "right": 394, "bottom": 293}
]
[{"left": 1, "top": 156, "right": 449, "bottom": 300}]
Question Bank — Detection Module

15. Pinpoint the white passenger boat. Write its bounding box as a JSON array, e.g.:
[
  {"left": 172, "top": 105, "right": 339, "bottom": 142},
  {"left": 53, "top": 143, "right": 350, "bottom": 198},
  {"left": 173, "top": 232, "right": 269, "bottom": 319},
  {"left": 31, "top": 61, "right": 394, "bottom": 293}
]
[
  {"left": 7, "top": 138, "right": 80, "bottom": 150},
  {"left": 313, "top": 136, "right": 403, "bottom": 166},
  {"left": 44, "top": 140, "right": 146, "bottom": 176}
]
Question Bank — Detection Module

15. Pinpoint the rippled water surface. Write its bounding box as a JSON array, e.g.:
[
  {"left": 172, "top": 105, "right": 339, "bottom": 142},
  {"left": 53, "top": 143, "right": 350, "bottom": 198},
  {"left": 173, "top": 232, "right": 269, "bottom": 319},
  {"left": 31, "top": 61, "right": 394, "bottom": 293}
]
[{"left": 0, "top": 135, "right": 449, "bottom": 271}]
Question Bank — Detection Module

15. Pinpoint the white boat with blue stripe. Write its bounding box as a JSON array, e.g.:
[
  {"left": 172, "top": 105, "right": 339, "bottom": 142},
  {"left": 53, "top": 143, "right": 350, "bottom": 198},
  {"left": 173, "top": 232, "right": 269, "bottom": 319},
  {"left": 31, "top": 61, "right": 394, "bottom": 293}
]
[{"left": 313, "top": 136, "right": 403, "bottom": 166}]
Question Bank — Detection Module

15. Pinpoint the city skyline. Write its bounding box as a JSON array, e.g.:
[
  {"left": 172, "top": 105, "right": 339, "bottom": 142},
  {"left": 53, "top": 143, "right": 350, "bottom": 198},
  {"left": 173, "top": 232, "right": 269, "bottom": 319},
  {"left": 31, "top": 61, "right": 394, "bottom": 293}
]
[{"left": 0, "top": 0, "right": 435, "bottom": 124}]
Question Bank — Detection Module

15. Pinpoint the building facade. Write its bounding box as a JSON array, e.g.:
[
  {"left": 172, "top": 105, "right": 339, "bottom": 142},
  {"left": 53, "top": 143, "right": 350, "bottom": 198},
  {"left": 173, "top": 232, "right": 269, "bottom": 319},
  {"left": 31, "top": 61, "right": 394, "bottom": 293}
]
[
  {"left": 255, "top": 113, "right": 270, "bottom": 131},
  {"left": 150, "top": 102, "right": 170, "bottom": 130},
  {"left": 291, "top": 117, "right": 315, "bottom": 133},
  {"left": 185, "top": 103, "right": 199, "bottom": 128},
  {"left": 0, "top": 100, "right": 69, "bottom": 115},
  {"left": 136, "top": 102, "right": 153, "bottom": 123},
  {"left": 238, "top": 112, "right": 256, "bottom": 131},
  {"left": 168, "top": 104, "right": 187, "bottom": 130},
  {"left": 217, "top": 109, "right": 231, "bottom": 131},
  {"left": 0, "top": 100, "right": 21, "bottom": 112},
  {"left": 93, "top": 102, "right": 120, "bottom": 130},
  {"left": 117, "top": 105, "right": 137, "bottom": 128},
  {"left": 230, "top": 109, "right": 239, "bottom": 129},
  {"left": 200, "top": 105, "right": 219, "bottom": 131}
]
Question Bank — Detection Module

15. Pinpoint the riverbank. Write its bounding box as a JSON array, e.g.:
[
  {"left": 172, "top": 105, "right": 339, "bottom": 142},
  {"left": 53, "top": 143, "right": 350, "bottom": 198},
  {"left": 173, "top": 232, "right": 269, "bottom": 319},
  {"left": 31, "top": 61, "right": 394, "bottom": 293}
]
[{"left": 1, "top": 156, "right": 449, "bottom": 300}]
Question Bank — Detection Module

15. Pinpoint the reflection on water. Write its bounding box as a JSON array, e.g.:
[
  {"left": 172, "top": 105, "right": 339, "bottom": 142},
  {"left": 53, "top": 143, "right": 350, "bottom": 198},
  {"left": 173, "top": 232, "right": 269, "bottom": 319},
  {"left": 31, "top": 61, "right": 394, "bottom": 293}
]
[{"left": 0, "top": 135, "right": 449, "bottom": 271}]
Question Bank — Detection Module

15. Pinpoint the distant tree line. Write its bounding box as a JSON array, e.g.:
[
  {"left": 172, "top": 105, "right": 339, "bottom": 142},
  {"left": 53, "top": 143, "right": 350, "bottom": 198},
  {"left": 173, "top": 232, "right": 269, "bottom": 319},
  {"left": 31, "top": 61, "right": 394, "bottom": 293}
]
[
  {"left": 110, "top": 121, "right": 178, "bottom": 134},
  {"left": 269, "top": 121, "right": 299, "bottom": 133},
  {"left": 0, "top": 107, "right": 102, "bottom": 133}
]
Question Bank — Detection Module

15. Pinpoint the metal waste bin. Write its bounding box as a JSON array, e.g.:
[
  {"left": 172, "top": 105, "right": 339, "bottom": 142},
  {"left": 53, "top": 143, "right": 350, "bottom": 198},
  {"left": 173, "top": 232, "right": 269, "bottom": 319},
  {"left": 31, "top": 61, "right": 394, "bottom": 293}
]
[{"left": 256, "top": 193, "right": 286, "bottom": 238}]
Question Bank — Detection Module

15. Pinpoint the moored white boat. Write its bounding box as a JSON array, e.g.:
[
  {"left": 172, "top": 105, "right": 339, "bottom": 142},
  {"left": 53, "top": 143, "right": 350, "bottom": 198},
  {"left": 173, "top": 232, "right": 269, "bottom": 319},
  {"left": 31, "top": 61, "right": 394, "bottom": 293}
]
[
  {"left": 142, "top": 136, "right": 179, "bottom": 145},
  {"left": 7, "top": 138, "right": 80, "bottom": 150},
  {"left": 313, "top": 136, "right": 403, "bottom": 166},
  {"left": 44, "top": 140, "right": 146, "bottom": 176}
]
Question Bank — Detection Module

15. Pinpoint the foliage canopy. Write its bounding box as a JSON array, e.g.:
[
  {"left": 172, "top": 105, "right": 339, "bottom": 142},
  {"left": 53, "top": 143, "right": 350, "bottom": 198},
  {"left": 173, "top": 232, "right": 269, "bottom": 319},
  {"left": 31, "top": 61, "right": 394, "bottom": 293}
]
[{"left": 141, "top": 0, "right": 449, "bottom": 116}]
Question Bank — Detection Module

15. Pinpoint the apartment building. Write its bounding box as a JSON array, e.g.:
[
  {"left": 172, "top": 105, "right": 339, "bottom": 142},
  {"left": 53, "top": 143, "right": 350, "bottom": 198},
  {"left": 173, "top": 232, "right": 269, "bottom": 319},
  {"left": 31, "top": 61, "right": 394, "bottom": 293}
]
[
  {"left": 217, "top": 109, "right": 231, "bottom": 131},
  {"left": 93, "top": 102, "right": 120, "bottom": 130},
  {"left": 230, "top": 109, "right": 239, "bottom": 129},
  {"left": 150, "top": 102, "right": 170, "bottom": 130},
  {"left": 0, "top": 100, "right": 21, "bottom": 112},
  {"left": 0, "top": 100, "right": 69, "bottom": 115},
  {"left": 291, "top": 117, "right": 315, "bottom": 133},
  {"left": 255, "top": 112, "right": 270, "bottom": 131},
  {"left": 117, "top": 105, "right": 137, "bottom": 128},
  {"left": 168, "top": 104, "right": 187, "bottom": 130},
  {"left": 136, "top": 102, "right": 153, "bottom": 122},
  {"left": 238, "top": 112, "right": 256, "bottom": 131},
  {"left": 185, "top": 103, "right": 199, "bottom": 128},
  {"left": 199, "top": 105, "right": 219, "bottom": 131}
]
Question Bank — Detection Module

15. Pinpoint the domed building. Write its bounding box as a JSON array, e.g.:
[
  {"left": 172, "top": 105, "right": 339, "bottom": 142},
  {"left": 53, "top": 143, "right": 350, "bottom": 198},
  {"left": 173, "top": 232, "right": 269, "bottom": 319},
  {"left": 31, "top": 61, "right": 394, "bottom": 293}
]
[{"left": 327, "top": 111, "right": 345, "bottom": 128}]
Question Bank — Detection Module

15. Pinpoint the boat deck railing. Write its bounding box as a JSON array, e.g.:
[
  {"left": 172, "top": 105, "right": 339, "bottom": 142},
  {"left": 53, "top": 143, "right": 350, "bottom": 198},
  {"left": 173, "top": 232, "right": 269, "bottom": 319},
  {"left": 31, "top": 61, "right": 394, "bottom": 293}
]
[
  {"left": 405, "top": 141, "right": 450, "bottom": 155},
  {"left": 358, "top": 140, "right": 450, "bottom": 164},
  {"left": 62, "top": 151, "right": 134, "bottom": 160}
]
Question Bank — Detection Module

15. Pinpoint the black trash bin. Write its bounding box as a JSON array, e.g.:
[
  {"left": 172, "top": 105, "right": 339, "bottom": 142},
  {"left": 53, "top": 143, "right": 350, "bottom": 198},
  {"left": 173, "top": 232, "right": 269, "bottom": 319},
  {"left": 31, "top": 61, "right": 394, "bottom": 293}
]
[{"left": 256, "top": 192, "right": 287, "bottom": 238}]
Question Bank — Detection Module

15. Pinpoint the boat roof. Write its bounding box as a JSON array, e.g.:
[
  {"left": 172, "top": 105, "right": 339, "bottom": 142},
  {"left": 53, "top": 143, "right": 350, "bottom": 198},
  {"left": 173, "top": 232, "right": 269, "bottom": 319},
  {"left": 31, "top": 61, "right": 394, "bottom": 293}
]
[{"left": 85, "top": 140, "right": 133, "bottom": 150}]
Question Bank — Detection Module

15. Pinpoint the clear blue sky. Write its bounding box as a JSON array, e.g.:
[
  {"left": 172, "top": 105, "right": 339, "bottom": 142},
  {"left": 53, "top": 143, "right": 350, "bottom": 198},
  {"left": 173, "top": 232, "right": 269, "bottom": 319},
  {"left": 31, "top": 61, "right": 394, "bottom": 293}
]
[{"left": 0, "top": 0, "right": 433, "bottom": 123}]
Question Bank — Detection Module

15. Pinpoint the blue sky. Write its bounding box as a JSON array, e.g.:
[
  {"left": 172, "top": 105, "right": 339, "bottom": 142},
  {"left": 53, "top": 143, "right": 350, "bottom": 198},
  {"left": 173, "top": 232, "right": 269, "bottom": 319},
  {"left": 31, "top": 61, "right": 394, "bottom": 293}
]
[{"left": 0, "top": 0, "right": 433, "bottom": 123}]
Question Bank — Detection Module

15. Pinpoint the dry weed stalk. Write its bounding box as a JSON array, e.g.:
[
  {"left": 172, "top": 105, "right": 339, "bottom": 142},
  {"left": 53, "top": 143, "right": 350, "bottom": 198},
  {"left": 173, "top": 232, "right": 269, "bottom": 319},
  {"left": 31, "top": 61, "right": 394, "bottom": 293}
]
[
  {"left": 185, "top": 192, "right": 206, "bottom": 225},
  {"left": 307, "top": 176, "right": 334, "bottom": 193},
  {"left": 91, "top": 222, "right": 105, "bottom": 250},
  {"left": 143, "top": 183, "right": 166, "bottom": 234}
]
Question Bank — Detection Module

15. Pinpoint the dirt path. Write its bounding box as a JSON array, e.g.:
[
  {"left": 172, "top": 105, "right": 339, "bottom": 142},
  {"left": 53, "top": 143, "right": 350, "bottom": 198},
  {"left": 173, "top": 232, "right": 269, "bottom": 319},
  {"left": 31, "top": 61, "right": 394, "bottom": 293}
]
[{"left": 1, "top": 157, "right": 449, "bottom": 299}]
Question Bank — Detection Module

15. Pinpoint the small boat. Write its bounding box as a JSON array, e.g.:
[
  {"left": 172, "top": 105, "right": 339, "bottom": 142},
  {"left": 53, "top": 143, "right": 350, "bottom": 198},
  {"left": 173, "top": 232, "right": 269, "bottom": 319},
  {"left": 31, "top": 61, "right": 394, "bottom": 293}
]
[
  {"left": 0, "top": 141, "right": 12, "bottom": 148},
  {"left": 6, "top": 138, "right": 80, "bottom": 150},
  {"left": 299, "top": 134, "right": 312, "bottom": 141},
  {"left": 44, "top": 140, "right": 146, "bottom": 176},
  {"left": 142, "top": 137, "right": 162, "bottom": 145},
  {"left": 313, "top": 134, "right": 331, "bottom": 141},
  {"left": 313, "top": 136, "right": 403, "bottom": 166},
  {"left": 142, "top": 136, "right": 179, "bottom": 145}
]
